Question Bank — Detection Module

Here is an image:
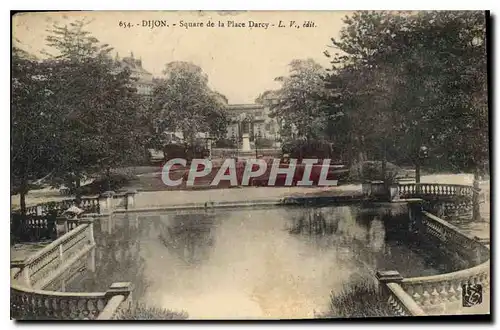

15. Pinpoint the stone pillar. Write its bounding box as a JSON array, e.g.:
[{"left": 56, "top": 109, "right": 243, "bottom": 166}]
[
  {"left": 105, "top": 282, "right": 133, "bottom": 308},
  {"left": 389, "top": 184, "right": 400, "bottom": 201},
  {"left": 125, "top": 190, "right": 137, "bottom": 210},
  {"left": 376, "top": 270, "right": 403, "bottom": 284},
  {"left": 241, "top": 133, "right": 251, "bottom": 152},
  {"left": 375, "top": 270, "right": 404, "bottom": 301},
  {"left": 362, "top": 182, "right": 372, "bottom": 197},
  {"left": 99, "top": 191, "right": 115, "bottom": 215},
  {"left": 98, "top": 282, "right": 133, "bottom": 320},
  {"left": 56, "top": 217, "right": 68, "bottom": 237}
]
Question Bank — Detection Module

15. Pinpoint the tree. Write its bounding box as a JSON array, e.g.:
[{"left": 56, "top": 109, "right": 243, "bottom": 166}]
[
  {"left": 153, "top": 61, "right": 229, "bottom": 146},
  {"left": 12, "top": 48, "right": 60, "bottom": 214},
  {"left": 42, "top": 20, "right": 149, "bottom": 198},
  {"left": 270, "top": 59, "right": 332, "bottom": 142},
  {"left": 324, "top": 11, "right": 488, "bottom": 181}
]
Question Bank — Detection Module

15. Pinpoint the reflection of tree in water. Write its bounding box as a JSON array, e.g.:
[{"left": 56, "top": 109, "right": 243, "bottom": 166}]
[
  {"left": 287, "top": 207, "right": 339, "bottom": 236},
  {"left": 157, "top": 212, "right": 219, "bottom": 266},
  {"left": 66, "top": 214, "right": 149, "bottom": 300},
  {"left": 286, "top": 206, "right": 390, "bottom": 270}
]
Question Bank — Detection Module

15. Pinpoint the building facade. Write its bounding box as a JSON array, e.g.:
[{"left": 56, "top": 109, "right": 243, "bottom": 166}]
[
  {"left": 114, "top": 52, "right": 155, "bottom": 97},
  {"left": 225, "top": 104, "right": 280, "bottom": 144}
]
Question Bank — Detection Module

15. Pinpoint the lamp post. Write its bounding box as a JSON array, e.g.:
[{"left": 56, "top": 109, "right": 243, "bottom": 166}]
[
  {"left": 255, "top": 130, "right": 262, "bottom": 158},
  {"left": 416, "top": 145, "right": 428, "bottom": 186}
]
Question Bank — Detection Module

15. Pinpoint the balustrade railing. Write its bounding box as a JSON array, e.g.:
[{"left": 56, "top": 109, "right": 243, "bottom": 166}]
[
  {"left": 11, "top": 214, "right": 57, "bottom": 243},
  {"left": 11, "top": 280, "right": 131, "bottom": 320},
  {"left": 400, "top": 260, "right": 490, "bottom": 315},
  {"left": 11, "top": 218, "right": 131, "bottom": 320},
  {"left": 20, "top": 196, "right": 100, "bottom": 217},
  {"left": 20, "top": 221, "right": 95, "bottom": 289},
  {"left": 398, "top": 183, "right": 474, "bottom": 200},
  {"left": 377, "top": 208, "right": 490, "bottom": 316}
]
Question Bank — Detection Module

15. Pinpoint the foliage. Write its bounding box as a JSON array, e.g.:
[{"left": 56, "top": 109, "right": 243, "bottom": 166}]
[
  {"left": 281, "top": 139, "right": 334, "bottom": 160},
  {"left": 270, "top": 59, "right": 332, "bottom": 141},
  {"left": 255, "top": 137, "right": 274, "bottom": 148},
  {"left": 11, "top": 48, "right": 62, "bottom": 213},
  {"left": 348, "top": 161, "right": 403, "bottom": 183},
  {"left": 323, "top": 11, "right": 488, "bottom": 173},
  {"left": 114, "top": 303, "right": 188, "bottom": 320},
  {"left": 45, "top": 20, "right": 149, "bottom": 181},
  {"left": 153, "top": 61, "right": 230, "bottom": 142},
  {"left": 215, "top": 138, "right": 237, "bottom": 149},
  {"left": 79, "top": 172, "right": 136, "bottom": 195},
  {"left": 12, "top": 20, "right": 154, "bottom": 213},
  {"left": 324, "top": 280, "right": 395, "bottom": 318}
]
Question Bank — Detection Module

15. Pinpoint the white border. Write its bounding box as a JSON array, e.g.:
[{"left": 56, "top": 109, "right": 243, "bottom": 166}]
[{"left": 2, "top": 1, "right": 498, "bottom": 329}]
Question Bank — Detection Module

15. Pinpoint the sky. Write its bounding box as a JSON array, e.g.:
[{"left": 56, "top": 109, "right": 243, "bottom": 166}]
[{"left": 12, "top": 11, "right": 351, "bottom": 104}]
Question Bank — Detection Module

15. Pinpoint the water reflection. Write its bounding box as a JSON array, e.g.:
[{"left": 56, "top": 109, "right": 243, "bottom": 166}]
[
  {"left": 157, "top": 214, "right": 217, "bottom": 265},
  {"left": 65, "top": 206, "right": 462, "bottom": 319}
]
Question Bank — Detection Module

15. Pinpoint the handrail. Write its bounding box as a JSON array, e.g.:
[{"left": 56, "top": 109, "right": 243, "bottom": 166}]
[
  {"left": 421, "top": 211, "right": 483, "bottom": 244},
  {"left": 11, "top": 280, "right": 130, "bottom": 320},
  {"left": 386, "top": 282, "right": 426, "bottom": 316},
  {"left": 24, "top": 224, "right": 89, "bottom": 265},
  {"left": 402, "top": 260, "right": 490, "bottom": 285},
  {"left": 379, "top": 183, "right": 489, "bottom": 316},
  {"left": 10, "top": 220, "right": 131, "bottom": 320}
]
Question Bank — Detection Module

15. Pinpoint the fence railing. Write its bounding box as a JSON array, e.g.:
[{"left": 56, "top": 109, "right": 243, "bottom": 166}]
[
  {"left": 24, "top": 196, "right": 101, "bottom": 217},
  {"left": 14, "top": 219, "right": 95, "bottom": 289},
  {"left": 11, "top": 280, "right": 131, "bottom": 320},
  {"left": 11, "top": 218, "right": 131, "bottom": 320},
  {"left": 12, "top": 192, "right": 138, "bottom": 244},
  {"left": 398, "top": 183, "right": 474, "bottom": 200},
  {"left": 378, "top": 207, "right": 490, "bottom": 316},
  {"left": 11, "top": 214, "right": 58, "bottom": 243}
]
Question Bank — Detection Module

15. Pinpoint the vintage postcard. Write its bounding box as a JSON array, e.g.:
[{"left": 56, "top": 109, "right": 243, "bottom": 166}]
[{"left": 11, "top": 10, "right": 490, "bottom": 320}]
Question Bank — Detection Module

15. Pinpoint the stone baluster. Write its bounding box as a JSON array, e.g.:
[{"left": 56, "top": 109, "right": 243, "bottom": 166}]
[
  {"left": 421, "top": 284, "right": 432, "bottom": 307},
  {"left": 430, "top": 286, "right": 441, "bottom": 305}
]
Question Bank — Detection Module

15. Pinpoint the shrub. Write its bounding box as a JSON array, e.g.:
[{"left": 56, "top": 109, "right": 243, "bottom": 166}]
[
  {"left": 215, "top": 138, "right": 237, "bottom": 148},
  {"left": 282, "top": 139, "right": 334, "bottom": 160},
  {"left": 114, "top": 303, "right": 188, "bottom": 320},
  {"left": 348, "top": 161, "right": 403, "bottom": 184},
  {"left": 79, "top": 172, "right": 135, "bottom": 195},
  {"left": 323, "top": 280, "right": 395, "bottom": 318},
  {"left": 255, "top": 137, "right": 274, "bottom": 148}
]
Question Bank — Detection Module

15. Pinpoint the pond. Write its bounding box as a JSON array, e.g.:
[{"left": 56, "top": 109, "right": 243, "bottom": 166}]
[{"left": 65, "top": 205, "right": 461, "bottom": 319}]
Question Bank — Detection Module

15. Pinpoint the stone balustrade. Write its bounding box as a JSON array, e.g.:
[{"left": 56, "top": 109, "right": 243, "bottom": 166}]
[
  {"left": 398, "top": 183, "right": 474, "bottom": 200},
  {"left": 10, "top": 280, "right": 132, "bottom": 320},
  {"left": 377, "top": 204, "right": 490, "bottom": 316},
  {"left": 376, "top": 271, "right": 426, "bottom": 316},
  {"left": 23, "top": 196, "right": 100, "bottom": 217},
  {"left": 16, "top": 191, "right": 137, "bottom": 220},
  {"left": 17, "top": 219, "right": 95, "bottom": 289},
  {"left": 11, "top": 218, "right": 131, "bottom": 320},
  {"left": 400, "top": 260, "right": 490, "bottom": 315},
  {"left": 98, "top": 190, "right": 137, "bottom": 215}
]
